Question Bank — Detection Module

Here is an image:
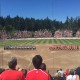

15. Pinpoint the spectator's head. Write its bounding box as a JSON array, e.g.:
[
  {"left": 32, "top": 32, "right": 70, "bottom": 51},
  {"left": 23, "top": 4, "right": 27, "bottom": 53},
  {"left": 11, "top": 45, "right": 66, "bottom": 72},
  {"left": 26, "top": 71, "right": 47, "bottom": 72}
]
[
  {"left": 8, "top": 57, "right": 17, "bottom": 69},
  {"left": 69, "top": 69, "right": 74, "bottom": 75},
  {"left": 60, "top": 68, "right": 62, "bottom": 71},
  {"left": 32, "top": 55, "right": 43, "bottom": 69},
  {"left": 21, "top": 69, "right": 27, "bottom": 77},
  {"left": 40, "top": 63, "right": 46, "bottom": 70},
  {"left": 0, "top": 68, "right": 5, "bottom": 74},
  {"left": 75, "top": 67, "right": 80, "bottom": 77}
]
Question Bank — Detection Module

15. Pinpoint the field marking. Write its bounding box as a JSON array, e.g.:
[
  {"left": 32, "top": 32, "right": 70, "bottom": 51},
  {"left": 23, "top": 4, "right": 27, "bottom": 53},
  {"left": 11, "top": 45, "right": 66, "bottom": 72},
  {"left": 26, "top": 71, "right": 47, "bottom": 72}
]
[{"left": 3, "top": 37, "right": 80, "bottom": 40}]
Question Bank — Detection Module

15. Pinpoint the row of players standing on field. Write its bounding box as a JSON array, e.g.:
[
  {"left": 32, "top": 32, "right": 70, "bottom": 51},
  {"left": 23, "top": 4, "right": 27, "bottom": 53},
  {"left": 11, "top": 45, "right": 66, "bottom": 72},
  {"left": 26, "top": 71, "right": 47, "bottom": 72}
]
[{"left": 49, "top": 45, "right": 80, "bottom": 50}]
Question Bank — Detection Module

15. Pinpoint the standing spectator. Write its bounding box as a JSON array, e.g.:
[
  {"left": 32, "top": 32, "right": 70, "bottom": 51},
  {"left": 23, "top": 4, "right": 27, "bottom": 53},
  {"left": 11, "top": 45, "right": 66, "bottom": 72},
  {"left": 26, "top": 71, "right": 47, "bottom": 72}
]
[
  {"left": 26, "top": 55, "right": 51, "bottom": 80},
  {"left": 0, "top": 68, "right": 5, "bottom": 74},
  {"left": 40, "top": 63, "right": 46, "bottom": 70},
  {"left": 75, "top": 67, "right": 80, "bottom": 79},
  {"left": 21, "top": 69, "right": 27, "bottom": 78},
  {"left": 65, "top": 69, "right": 69, "bottom": 77},
  {"left": 58, "top": 69, "right": 64, "bottom": 78},
  {"left": 53, "top": 72, "right": 64, "bottom": 80},
  {"left": 0, "top": 57, "right": 25, "bottom": 80},
  {"left": 40, "top": 63, "right": 53, "bottom": 80},
  {"left": 0, "top": 68, "right": 5, "bottom": 80},
  {"left": 66, "top": 69, "right": 79, "bottom": 80}
]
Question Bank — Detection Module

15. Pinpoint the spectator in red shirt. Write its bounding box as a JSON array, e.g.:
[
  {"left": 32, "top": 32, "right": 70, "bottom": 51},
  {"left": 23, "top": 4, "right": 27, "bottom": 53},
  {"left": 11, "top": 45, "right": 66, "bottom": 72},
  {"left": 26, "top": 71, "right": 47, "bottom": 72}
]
[
  {"left": 26, "top": 55, "right": 51, "bottom": 80},
  {"left": 40, "top": 63, "right": 52, "bottom": 80},
  {"left": 65, "top": 69, "right": 69, "bottom": 77},
  {"left": 0, "top": 57, "right": 25, "bottom": 80}
]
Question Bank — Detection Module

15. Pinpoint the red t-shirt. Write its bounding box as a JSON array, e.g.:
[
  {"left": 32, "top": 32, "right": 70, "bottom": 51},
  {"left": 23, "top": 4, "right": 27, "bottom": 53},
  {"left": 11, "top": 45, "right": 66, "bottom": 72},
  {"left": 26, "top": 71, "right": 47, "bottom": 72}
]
[
  {"left": 26, "top": 69, "right": 51, "bottom": 80},
  {"left": 0, "top": 75, "right": 1, "bottom": 80},
  {"left": 0, "top": 70, "right": 25, "bottom": 80},
  {"left": 65, "top": 69, "right": 69, "bottom": 77}
]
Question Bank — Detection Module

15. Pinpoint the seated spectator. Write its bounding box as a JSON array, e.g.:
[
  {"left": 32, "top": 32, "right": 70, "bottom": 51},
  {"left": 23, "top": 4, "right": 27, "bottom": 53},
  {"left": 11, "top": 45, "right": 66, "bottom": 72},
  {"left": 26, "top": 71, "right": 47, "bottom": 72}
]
[
  {"left": 26, "top": 55, "right": 51, "bottom": 80},
  {"left": 0, "top": 57, "right": 25, "bottom": 80}
]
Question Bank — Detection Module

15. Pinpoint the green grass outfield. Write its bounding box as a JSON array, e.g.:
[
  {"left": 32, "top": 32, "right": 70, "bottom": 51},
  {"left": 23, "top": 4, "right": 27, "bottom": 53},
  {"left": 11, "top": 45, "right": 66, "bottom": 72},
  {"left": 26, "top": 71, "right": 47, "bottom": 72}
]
[{"left": 0, "top": 39, "right": 80, "bottom": 47}]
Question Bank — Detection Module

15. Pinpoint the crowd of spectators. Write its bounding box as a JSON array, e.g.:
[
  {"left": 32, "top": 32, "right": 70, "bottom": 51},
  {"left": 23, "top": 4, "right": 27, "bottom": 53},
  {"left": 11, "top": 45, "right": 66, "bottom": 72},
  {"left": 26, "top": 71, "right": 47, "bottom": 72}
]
[
  {"left": 54, "top": 30, "right": 73, "bottom": 38},
  {"left": 54, "top": 30, "right": 62, "bottom": 38},
  {"left": 53, "top": 67, "right": 80, "bottom": 80},
  {"left": 13, "top": 31, "right": 32, "bottom": 39},
  {"left": 63, "top": 30, "right": 73, "bottom": 37},
  {"left": 0, "top": 31, "right": 9, "bottom": 40},
  {"left": 0, "top": 30, "right": 52, "bottom": 39},
  {"left": 0, "top": 55, "right": 80, "bottom": 80},
  {"left": 0, "top": 29, "right": 80, "bottom": 39},
  {"left": 34, "top": 29, "right": 52, "bottom": 38},
  {"left": 76, "top": 30, "right": 80, "bottom": 37}
]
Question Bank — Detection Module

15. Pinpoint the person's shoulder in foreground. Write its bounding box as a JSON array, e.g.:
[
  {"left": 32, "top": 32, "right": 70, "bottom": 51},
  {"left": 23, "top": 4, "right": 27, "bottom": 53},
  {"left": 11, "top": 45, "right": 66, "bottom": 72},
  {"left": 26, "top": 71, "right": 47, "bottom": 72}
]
[
  {"left": 26, "top": 69, "right": 51, "bottom": 80},
  {"left": 26, "top": 55, "right": 51, "bottom": 80},
  {"left": 0, "top": 56, "right": 25, "bottom": 80},
  {"left": 1, "top": 69, "right": 25, "bottom": 80}
]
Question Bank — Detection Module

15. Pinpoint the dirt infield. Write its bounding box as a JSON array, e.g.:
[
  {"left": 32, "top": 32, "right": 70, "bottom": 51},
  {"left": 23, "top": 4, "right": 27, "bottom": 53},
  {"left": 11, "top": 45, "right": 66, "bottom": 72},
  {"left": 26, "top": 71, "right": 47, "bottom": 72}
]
[{"left": 0, "top": 44, "right": 80, "bottom": 76}]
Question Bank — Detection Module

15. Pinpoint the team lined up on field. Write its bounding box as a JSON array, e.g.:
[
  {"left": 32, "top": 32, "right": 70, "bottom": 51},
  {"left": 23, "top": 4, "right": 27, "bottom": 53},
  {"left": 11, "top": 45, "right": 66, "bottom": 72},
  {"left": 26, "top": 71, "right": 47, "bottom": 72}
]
[
  {"left": 4, "top": 45, "right": 80, "bottom": 50},
  {"left": 4, "top": 45, "right": 36, "bottom": 50},
  {"left": 49, "top": 45, "right": 80, "bottom": 50}
]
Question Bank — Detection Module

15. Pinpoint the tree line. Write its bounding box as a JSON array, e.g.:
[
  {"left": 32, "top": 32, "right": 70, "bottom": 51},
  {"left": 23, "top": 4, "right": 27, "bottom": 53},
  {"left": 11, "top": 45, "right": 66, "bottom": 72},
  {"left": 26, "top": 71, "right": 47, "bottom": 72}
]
[{"left": 0, "top": 16, "right": 80, "bottom": 34}]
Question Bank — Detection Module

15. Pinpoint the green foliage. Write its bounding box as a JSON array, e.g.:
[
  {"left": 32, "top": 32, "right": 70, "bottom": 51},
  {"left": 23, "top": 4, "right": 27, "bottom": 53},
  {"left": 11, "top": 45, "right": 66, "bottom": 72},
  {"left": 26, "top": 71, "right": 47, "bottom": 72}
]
[{"left": 0, "top": 16, "right": 80, "bottom": 33}]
